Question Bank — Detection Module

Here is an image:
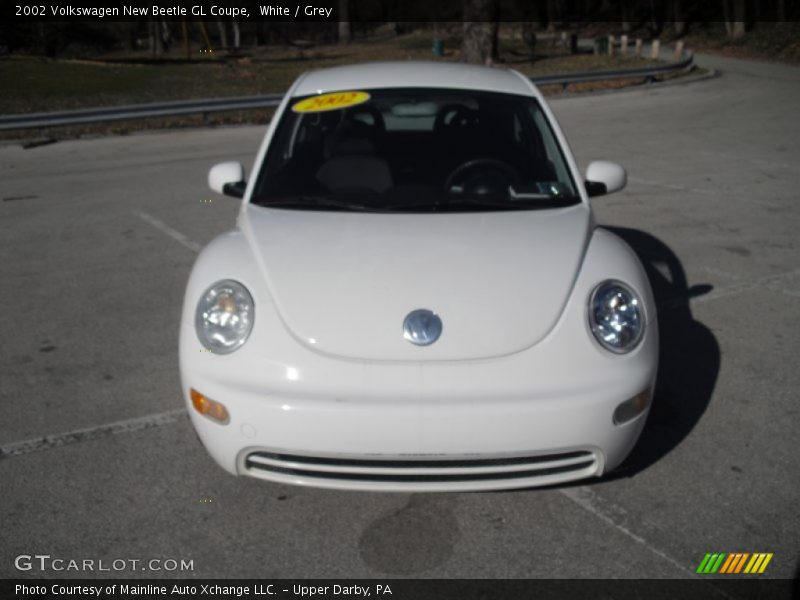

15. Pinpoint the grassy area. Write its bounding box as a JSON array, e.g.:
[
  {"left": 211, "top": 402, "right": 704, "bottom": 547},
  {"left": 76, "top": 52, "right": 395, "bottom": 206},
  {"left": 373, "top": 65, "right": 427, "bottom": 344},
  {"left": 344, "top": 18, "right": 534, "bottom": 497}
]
[
  {"left": 1, "top": 31, "right": 671, "bottom": 140},
  {"left": 685, "top": 22, "right": 800, "bottom": 64}
]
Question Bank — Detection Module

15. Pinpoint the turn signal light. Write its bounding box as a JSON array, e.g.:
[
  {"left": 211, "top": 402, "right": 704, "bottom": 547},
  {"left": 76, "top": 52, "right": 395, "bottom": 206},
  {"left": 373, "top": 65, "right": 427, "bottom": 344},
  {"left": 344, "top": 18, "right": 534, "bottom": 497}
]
[
  {"left": 613, "top": 389, "right": 651, "bottom": 425},
  {"left": 190, "top": 388, "right": 230, "bottom": 425}
]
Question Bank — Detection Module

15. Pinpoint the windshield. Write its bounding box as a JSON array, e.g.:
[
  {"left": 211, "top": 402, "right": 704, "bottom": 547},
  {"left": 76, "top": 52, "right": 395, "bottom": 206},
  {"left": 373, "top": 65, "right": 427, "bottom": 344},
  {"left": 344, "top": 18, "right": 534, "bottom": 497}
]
[{"left": 251, "top": 88, "right": 580, "bottom": 212}]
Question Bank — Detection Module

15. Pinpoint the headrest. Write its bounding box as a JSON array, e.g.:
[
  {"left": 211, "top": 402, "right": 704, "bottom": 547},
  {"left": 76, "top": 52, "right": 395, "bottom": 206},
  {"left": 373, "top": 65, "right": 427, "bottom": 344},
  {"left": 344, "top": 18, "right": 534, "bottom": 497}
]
[{"left": 324, "top": 121, "right": 376, "bottom": 159}]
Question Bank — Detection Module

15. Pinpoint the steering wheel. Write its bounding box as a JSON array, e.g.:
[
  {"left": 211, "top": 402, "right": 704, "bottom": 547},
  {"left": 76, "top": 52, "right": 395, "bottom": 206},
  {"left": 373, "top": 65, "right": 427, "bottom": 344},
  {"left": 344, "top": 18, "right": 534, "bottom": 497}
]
[
  {"left": 434, "top": 104, "right": 479, "bottom": 132},
  {"left": 346, "top": 105, "right": 386, "bottom": 133},
  {"left": 444, "top": 158, "right": 520, "bottom": 194}
]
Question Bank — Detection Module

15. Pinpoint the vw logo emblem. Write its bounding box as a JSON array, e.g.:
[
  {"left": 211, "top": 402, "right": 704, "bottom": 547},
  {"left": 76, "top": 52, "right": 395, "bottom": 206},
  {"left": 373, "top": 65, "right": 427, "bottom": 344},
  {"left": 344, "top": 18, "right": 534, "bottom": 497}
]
[{"left": 403, "top": 309, "right": 443, "bottom": 346}]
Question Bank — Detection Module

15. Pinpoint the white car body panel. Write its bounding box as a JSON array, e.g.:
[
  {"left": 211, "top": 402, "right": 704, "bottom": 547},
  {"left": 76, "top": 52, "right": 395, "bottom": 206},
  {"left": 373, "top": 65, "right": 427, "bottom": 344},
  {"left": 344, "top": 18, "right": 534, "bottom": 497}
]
[{"left": 180, "top": 61, "right": 659, "bottom": 492}]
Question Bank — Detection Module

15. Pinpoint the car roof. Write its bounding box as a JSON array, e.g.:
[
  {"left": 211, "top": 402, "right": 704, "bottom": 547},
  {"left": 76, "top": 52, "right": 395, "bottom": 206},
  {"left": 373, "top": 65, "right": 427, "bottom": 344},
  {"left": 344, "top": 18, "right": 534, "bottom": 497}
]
[{"left": 293, "top": 61, "right": 537, "bottom": 97}]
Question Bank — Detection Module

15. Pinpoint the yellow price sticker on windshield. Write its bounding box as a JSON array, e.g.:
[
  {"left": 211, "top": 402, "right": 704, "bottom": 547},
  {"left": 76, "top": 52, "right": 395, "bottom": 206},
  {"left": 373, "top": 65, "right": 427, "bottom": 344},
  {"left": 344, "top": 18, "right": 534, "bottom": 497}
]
[{"left": 292, "top": 91, "right": 371, "bottom": 113}]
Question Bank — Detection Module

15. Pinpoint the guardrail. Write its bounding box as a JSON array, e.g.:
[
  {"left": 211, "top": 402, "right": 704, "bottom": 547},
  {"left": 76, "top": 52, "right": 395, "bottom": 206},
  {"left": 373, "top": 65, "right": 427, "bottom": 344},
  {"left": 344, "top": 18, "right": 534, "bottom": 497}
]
[
  {"left": 0, "top": 94, "right": 286, "bottom": 131},
  {"left": 531, "top": 51, "right": 694, "bottom": 90},
  {"left": 0, "top": 53, "right": 694, "bottom": 132}
]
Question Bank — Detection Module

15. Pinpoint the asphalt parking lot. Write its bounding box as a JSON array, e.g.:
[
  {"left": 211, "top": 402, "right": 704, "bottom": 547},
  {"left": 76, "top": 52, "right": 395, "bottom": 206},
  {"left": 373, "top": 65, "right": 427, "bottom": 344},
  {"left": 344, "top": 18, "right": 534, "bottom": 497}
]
[{"left": 1, "top": 54, "right": 798, "bottom": 585}]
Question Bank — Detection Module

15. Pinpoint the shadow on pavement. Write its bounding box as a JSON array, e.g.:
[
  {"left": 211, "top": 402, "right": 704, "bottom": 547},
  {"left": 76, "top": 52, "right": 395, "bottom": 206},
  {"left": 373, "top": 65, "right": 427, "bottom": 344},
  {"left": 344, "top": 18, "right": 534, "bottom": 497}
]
[{"left": 604, "top": 226, "right": 720, "bottom": 479}]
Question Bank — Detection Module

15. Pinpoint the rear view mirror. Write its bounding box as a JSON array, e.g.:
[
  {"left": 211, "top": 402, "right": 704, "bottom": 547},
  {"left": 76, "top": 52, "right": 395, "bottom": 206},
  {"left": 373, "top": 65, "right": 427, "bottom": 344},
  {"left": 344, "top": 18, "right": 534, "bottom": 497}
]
[
  {"left": 585, "top": 161, "right": 627, "bottom": 197},
  {"left": 209, "top": 161, "right": 246, "bottom": 198}
]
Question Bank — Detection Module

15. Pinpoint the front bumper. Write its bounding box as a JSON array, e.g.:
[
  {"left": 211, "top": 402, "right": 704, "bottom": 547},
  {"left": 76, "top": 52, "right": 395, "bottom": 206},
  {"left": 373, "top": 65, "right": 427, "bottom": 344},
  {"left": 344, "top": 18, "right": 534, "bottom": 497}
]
[{"left": 184, "top": 365, "right": 654, "bottom": 492}]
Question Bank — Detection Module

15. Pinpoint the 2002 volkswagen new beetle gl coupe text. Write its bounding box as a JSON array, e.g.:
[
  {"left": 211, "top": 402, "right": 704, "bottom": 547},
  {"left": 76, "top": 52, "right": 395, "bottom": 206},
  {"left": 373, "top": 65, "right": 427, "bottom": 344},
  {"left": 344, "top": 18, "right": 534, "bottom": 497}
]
[{"left": 179, "top": 61, "right": 658, "bottom": 492}]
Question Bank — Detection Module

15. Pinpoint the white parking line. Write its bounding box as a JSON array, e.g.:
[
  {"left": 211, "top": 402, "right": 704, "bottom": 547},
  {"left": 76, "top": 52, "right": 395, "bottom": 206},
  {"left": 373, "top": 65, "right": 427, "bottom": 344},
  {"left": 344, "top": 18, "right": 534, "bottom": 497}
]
[
  {"left": 0, "top": 408, "right": 188, "bottom": 458},
  {"left": 655, "top": 266, "right": 800, "bottom": 311},
  {"left": 701, "top": 266, "right": 742, "bottom": 281},
  {"left": 693, "top": 267, "right": 800, "bottom": 305},
  {"left": 560, "top": 487, "right": 733, "bottom": 597},
  {"left": 698, "top": 149, "right": 795, "bottom": 172},
  {"left": 560, "top": 487, "right": 694, "bottom": 575},
  {"left": 628, "top": 176, "right": 722, "bottom": 197},
  {"left": 131, "top": 210, "right": 202, "bottom": 253},
  {"left": 1, "top": 216, "right": 197, "bottom": 456}
]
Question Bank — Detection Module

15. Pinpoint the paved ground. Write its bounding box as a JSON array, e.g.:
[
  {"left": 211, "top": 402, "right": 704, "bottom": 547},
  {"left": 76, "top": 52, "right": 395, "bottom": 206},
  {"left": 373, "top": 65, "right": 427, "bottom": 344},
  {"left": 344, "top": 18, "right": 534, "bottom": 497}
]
[{"left": 1, "top": 54, "right": 798, "bottom": 585}]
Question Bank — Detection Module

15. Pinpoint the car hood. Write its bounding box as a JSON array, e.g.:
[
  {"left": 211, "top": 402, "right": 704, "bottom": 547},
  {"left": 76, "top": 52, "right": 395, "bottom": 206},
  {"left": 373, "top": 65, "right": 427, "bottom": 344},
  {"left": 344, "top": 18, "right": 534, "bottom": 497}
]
[{"left": 240, "top": 204, "right": 591, "bottom": 361}]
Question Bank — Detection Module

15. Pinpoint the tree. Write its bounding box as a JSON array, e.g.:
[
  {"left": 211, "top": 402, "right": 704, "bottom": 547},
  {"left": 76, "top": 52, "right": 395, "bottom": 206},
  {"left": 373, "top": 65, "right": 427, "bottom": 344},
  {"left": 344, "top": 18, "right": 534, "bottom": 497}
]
[
  {"left": 148, "top": 18, "right": 163, "bottom": 55},
  {"left": 672, "top": 0, "right": 685, "bottom": 36},
  {"left": 620, "top": 0, "right": 631, "bottom": 33},
  {"left": 521, "top": 21, "right": 538, "bottom": 62},
  {"left": 216, "top": 21, "right": 228, "bottom": 48},
  {"left": 546, "top": 0, "right": 558, "bottom": 32},
  {"left": 722, "top": 0, "right": 746, "bottom": 38},
  {"left": 338, "top": 0, "right": 352, "bottom": 44},
  {"left": 231, "top": 20, "right": 240, "bottom": 49},
  {"left": 461, "top": 0, "right": 497, "bottom": 64}
]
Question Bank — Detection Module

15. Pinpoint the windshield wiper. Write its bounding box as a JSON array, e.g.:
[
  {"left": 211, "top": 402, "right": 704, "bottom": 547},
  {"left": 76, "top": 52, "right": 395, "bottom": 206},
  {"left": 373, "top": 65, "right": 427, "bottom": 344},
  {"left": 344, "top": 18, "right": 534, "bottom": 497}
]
[
  {"left": 259, "top": 195, "right": 385, "bottom": 212},
  {"left": 438, "top": 194, "right": 580, "bottom": 210},
  {"left": 257, "top": 193, "right": 579, "bottom": 213},
  {"left": 379, "top": 194, "right": 580, "bottom": 212}
]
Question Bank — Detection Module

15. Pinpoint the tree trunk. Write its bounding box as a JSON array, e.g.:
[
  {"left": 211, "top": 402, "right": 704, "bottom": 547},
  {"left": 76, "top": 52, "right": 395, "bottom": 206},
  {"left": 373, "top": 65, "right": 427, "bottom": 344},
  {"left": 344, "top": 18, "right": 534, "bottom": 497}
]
[
  {"left": 216, "top": 21, "right": 228, "bottom": 48},
  {"left": 732, "top": 0, "right": 746, "bottom": 38},
  {"left": 181, "top": 19, "right": 190, "bottom": 60},
  {"left": 722, "top": 0, "right": 733, "bottom": 35},
  {"left": 148, "top": 20, "right": 155, "bottom": 54},
  {"left": 462, "top": 21, "right": 494, "bottom": 64},
  {"left": 338, "top": 0, "right": 351, "bottom": 44},
  {"left": 38, "top": 22, "right": 56, "bottom": 57},
  {"left": 127, "top": 23, "right": 138, "bottom": 51},
  {"left": 232, "top": 20, "right": 240, "bottom": 49},
  {"left": 521, "top": 22, "right": 537, "bottom": 62},
  {"left": 722, "top": 0, "right": 746, "bottom": 38},
  {"left": 160, "top": 19, "right": 171, "bottom": 53},
  {"left": 546, "top": 0, "right": 557, "bottom": 32},
  {"left": 621, "top": 0, "right": 630, "bottom": 33},
  {"left": 197, "top": 20, "right": 212, "bottom": 52},
  {"left": 777, "top": 0, "right": 786, "bottom": 21},
  {"left": 490, "top": 19, "right": 499, "bottom": 63},
  {"left": 672, "top": 0, "right": 684, "bottom": 36},
  {"left": 150, "top": 19, "right": 163, "bottom": 55},
  {"left": 254, "top": 22, "right": 264, "bottom": 46},
  {"left": 462, "top": 0, "right": 496, "bottom": 64}
]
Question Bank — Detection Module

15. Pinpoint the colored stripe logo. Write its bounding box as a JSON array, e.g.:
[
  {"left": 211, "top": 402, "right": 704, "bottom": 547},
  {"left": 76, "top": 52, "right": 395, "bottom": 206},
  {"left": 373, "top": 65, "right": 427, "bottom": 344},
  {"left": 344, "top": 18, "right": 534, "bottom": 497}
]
[{"left": 696, "top": 553, "right": 773, "bottom": 574}]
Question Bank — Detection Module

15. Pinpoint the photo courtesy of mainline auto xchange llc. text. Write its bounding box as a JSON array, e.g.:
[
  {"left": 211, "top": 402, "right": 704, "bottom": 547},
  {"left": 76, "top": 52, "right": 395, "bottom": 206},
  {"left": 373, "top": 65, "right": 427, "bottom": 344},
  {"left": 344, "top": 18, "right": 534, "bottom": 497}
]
[{"left": 14, "top": 584, "right": 390, "bottom": 597}]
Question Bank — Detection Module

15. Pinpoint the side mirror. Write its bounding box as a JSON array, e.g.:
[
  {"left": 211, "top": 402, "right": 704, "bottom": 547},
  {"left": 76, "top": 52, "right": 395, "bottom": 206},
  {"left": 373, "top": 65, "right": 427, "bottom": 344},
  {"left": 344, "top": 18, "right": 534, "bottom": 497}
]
[
  {"left": 585, "top": 161, "right": 627, "bottom": 197},
  {"left": 208, "top": 161, "right": 246, "bottom": 198}
]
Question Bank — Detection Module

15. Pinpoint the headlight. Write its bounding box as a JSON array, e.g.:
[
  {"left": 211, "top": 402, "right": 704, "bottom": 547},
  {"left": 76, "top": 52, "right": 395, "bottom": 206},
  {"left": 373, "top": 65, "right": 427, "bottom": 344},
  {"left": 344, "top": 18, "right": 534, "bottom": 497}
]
[
  {"left": 588, "top": 280, "right": 644, "bottom": 354},
  {"left": 195, "top": 280, "right": 254, "bottom": 354}
]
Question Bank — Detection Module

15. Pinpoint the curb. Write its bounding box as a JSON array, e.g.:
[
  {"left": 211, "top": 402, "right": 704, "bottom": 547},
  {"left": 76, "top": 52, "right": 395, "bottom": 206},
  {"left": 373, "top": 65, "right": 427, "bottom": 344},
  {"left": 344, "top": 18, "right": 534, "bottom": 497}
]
[{"left": 547, "top": 67, "right": 719, "bottom": 101}]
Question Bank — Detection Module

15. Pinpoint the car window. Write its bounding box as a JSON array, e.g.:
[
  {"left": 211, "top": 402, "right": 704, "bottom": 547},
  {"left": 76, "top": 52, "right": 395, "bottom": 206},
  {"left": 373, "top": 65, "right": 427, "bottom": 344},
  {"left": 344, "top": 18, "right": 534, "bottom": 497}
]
[{"left": 251, "top": 88, "right": 580, "bottom": 213}]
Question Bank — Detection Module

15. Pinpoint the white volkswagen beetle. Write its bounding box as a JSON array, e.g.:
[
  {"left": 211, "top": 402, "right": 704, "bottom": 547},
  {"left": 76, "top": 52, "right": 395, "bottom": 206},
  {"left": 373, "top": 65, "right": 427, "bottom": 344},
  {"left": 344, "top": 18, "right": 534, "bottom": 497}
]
[{"left": 179, "top": 61, "right": 658, "bottom": 492}]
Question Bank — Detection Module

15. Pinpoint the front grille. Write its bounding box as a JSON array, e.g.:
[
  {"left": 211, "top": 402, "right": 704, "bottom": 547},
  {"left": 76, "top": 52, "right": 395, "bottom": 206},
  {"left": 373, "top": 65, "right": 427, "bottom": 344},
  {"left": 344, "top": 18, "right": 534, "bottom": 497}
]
[{"left": 243, "top": 449, "right": 598, "bottom": 488}]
